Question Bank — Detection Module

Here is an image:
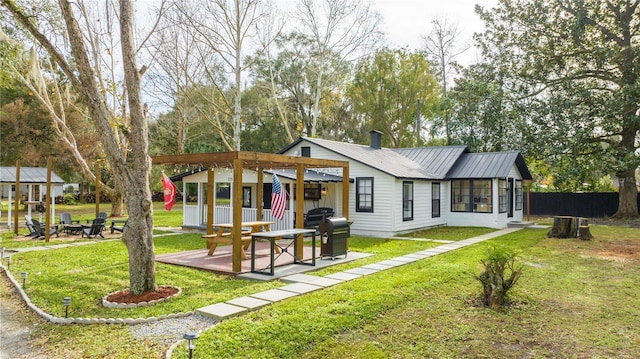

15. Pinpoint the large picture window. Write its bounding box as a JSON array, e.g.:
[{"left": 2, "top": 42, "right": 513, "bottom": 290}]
[
  {"left": 515, "top": 180, "right": 523, "bottom": 210},
  {"left": 432, "top": 182, "right": 441, "bottom": 218},
  {"left": 452, "top": 179, "right": 492, "bottom": 213},
  {"left": 356, "top": 177, "right": 374, "bottom": 212},
  {"left": 403, "top": 181, "right": 413, "bottom": 221},
  {"left": 499, "top": 179, "right": 508, "bottom": 213}
]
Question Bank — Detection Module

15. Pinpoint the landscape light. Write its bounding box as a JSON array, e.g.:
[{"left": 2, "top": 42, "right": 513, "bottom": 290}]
[
  {"left": 63, "top": 297, "right": 72, "bottom": 318},
  {"left": 20, "top": 272, "right": 27, "bottom": 288},
  {"left": 183, "top": 332, "right": 199, "bottom": 359}
]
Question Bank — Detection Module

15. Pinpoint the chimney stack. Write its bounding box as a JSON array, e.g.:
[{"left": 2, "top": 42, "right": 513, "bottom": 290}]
[{"left": 370, "top": 130, "right": 383, "bottom": 149}]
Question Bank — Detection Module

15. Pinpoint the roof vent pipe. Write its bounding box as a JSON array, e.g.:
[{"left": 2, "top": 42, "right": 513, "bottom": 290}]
[{"left": 370, "top": 130, "right": 383, "bottom": 149}]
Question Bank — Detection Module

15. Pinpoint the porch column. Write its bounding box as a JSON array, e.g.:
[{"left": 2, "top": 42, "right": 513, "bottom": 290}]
[
  {"left": 207, "top": 168, "right": 215, "bottom": 235},
  {"left": 232, "top": 159, "right": 243, "bottom": 272},
  {"left": 295, "top": 163, "right": 305, "bottom": 259},
  {"left": 257, "top": 168, "right": 263, "bottom": 221}
]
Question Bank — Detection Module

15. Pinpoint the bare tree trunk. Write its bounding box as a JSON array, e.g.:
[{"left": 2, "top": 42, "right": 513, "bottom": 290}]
[
  {"left": 615, "top": 170, "right": 639, "bottom": 218},
  {"left": 110, "top": 190, "right": 125, "bottom": 217}
]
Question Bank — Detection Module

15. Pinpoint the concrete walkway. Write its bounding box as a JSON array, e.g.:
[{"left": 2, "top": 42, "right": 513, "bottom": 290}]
[{"left": 196, "top": 227, "right": 522, "bottom": 320}]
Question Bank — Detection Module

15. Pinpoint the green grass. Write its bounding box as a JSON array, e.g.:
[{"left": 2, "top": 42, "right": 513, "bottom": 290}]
[{"left": 3, "top": 222, "right": 640, "bottom": 359}]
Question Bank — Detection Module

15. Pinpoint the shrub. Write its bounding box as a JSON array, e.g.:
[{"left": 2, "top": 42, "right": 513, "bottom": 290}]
[
  {"left": 475, "top": 244, "right": 524, "bottom": 309},
  {"left": 62, "top": 193, "right": 77, "bottom": 205}
]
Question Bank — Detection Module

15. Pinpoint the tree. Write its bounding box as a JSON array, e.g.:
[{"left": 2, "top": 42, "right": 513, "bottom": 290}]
[
  {"left": 346, "top": 49, "right": 439, "bottom": 148},
  {"left": 476, "top": 0, "right": 640, "bottom": 218},
  {"left": 2, "top": 0, "right": 158, "bottom": 294},
  {"left": 173, "top": 0, "right": 278, "bottom": 151},
  {"left": 293, "top": 0, "right": 382, "bottom": 137},
  {"left": 422, "top": 17, "right": 469, "bottom": 144}
]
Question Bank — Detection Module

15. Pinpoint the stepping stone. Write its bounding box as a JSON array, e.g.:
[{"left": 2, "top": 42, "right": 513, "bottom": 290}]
[
  {"left": 279, "top": 283, "right": 322, "bottom": 294},
  {"left": 402, "top": 253, "right": 430, "bottom": 259},
  {"left": 197, "top": 302, "right": 247, "bottom": 320},
  {"left": 281, "top": 274, "right": 342, "bottom": 287},
  {"left": 361, "top": 263, "right": 394, "bottom": 271},
  {"left": 325, "top": 272, "right": 362, "bottom": 281},
  {"left": 344, "top": 267, "right": 378, "bottom": 275},
  {"left": 376, "top": 259, "right": 407, "bottom": 267},
  {"left": 226, "top": 296, "right": 272, "bottom": 311},
  {"left": 389, "top": 256, "right": 418, "bottom": 263},
  {"left": 250, "top": 289, "right": 299, "bottom": 302}
]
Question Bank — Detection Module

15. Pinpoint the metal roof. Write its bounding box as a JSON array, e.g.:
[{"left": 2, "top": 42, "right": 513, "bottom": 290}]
[
  {"left": 446, "top": 152, "right": 533, "bottom": 179},
  {"left": 393, "top": 146, "right": 469, "bottom": 179},
  {"left": 280, "top": 137, "right": 532, "bottom": 181},
  {"left": 0, "top": 167, "right": 65, "bottom": 184},
  {"left": 169, "top": 167, "right": 349, "bottom": 183},
  {"left": 283, "top": 137, "right": 438, "bottom": 179}
]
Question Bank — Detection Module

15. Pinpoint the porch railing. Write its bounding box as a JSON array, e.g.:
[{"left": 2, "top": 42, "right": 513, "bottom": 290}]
[{"left": 183, "top": 204, "right": 293, "bottom": 231}]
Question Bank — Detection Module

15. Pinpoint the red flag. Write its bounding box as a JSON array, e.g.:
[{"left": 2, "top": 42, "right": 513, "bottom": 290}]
[
  {"left": 162, "top": 173, "right": 177, "bottom": 211},
  {"left": 271, "top": 174, "right": 287, "bottom": 220}
]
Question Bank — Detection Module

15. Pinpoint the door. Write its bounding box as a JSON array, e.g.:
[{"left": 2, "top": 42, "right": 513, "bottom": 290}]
[{"left": 508, "top": 178, "right": 514, "bottom": 218}]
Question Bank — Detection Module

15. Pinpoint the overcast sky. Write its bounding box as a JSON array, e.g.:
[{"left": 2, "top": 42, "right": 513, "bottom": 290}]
[{"left": 370, "top": 0, "right": 499, "bottom": 65}]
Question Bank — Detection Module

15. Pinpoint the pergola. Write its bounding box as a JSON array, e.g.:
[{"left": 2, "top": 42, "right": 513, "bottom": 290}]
[{"left": 152, "top": 151, "right": 350, "bottom": 273}]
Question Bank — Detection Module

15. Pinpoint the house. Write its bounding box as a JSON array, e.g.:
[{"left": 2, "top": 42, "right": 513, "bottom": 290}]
[
  {"left": 278, "top": 131, "right": 533, "bottom": 237},
  {"left": 171, "top": 132, "right": 532, "bottom": 237},
  {"left": 0, "top": 166, "right": 65, "bottom": 229}
]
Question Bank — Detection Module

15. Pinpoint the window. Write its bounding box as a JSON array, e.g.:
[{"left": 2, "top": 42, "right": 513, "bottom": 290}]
[
  {"left": 452, "top": 180, "right": 471, "bottom": 212},
  {"left": 452, "top": 179, "right": 492, "bottom": 213},
  {"left": 242, "top": 186, "right": 251, "bottom": 208},
  {"left": 432, "top": 182, "right": 441, "bottom": 218},
  {"left": 403, "top": 181, "right": 413, "bottom": 221},
  {"left": 499, "top": 179, "right": 508, "bottom": 213},
  {"left": 303, "top": 183, "right": 321, "bottom": 200},
  {"left": 356, "top": 177, "right": 373, "bottom": 212},
  {"left": 301, "top": 146, "right": 311, "bottom": 157},
  {"left": 515, "top": 180, "right": 523, "bottom": 210}
]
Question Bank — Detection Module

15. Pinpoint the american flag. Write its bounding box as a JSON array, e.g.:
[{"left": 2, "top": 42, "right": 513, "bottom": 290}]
[{"left": 271, "top": 174, "right": 287, "bottom": 220}]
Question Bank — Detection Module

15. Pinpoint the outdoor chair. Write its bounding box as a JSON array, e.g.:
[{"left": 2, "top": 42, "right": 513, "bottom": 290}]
[
  {"left": 59, "top": 212, "right": 81, "bottom": 234},
  {"left": 97, "top": 212, "right": 107, "bottom": 220},
  {"left": 25, "top": 215, "right": 38, "bottom": 237},
  {"left": 31, "top": 219, "right": 59, "bottom": 239},
  {"left": 110, "top": 219, "right": 128, "bottom": 234},
  {"left": 81, "top": 218, "right": 106, "bottom": 239}
]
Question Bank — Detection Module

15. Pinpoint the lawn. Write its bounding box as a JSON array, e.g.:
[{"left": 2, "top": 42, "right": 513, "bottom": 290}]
[{"left": 1, "top": 208, "right": 639, "bottom": 358}]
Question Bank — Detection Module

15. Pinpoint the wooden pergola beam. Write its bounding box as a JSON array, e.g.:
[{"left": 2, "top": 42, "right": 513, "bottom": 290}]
[{"left": 153, "top": 151, "right": 350, "bottom": 273}]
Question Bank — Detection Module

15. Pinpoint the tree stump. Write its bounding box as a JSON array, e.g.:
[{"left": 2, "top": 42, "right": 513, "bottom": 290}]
[
  {"left": 548, "top": 216, "right": 580, "bottom": 238},
  {"left": 577, "top": 218, "right": 593, "bottom": 240}
]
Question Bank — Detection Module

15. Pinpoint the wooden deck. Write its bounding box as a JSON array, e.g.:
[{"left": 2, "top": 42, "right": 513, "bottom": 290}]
[{"left": 155, "top": 241, "right": 317, "bottom": 275}]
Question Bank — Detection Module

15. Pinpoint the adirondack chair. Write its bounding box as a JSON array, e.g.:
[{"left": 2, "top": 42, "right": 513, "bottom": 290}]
[
  {"left": 25, "top": 215, "right": 38, "bottom": 237},
  {"left": 59, "top": 212, "right": 81, "bottom": 234},
  {"left": 81, "top": 218, "right": 106, "bottom": 239},
  {"left": 31, "top": 219, "right": 59, "bottom": 239}
]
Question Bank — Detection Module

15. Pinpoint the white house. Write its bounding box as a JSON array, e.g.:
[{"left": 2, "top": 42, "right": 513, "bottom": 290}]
[
  {"left": 278, "top": 131, "right": 533, "bottom": 237},
  {"left": 0, "top": 166, "right": 65, "bottom": 229},
  {"left": 173, "top": 132, "right": 532, "bottom": 237}
]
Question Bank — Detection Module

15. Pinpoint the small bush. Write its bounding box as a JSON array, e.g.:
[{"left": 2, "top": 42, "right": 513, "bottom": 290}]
[
  {"left": 62, "top": 193, "right": 77, "bottom": 205},
  {"left": 475, "top": 244, "right": 523, "bottom": 309}
]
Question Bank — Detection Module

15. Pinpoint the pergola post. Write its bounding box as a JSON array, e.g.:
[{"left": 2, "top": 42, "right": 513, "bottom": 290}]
[
  {"left": 95, "top": 161, "right": 101, "bottom": 217},
  {"left": 13, "top": 160, "right": 20, "bottom": 234},
  {"left": 232, "top": 159, "right": 243, "bottom": 272},
  {"left": 342, "top": 165, "right": 349, "bottom": 219},
  {"left": 45, "top": 158, "right": 52, "bottom": 242}
]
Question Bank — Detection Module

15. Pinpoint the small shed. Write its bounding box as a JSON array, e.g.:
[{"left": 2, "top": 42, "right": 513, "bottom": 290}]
[{"left": 0, "top": 166, "right": 65, "bottom": 229}]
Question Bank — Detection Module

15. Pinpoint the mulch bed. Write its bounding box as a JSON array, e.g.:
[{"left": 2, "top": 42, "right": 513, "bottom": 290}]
[{"left": 105, "top": 286, "right": 179, "bottom": 304}]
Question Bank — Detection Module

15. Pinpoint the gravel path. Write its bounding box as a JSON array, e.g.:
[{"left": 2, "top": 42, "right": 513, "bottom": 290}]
[{"left": 129, "top": 314, "right": 217, "bottom": 346}]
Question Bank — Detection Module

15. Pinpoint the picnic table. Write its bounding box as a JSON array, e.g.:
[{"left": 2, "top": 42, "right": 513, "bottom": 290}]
[{"left": 202, "top": 221, "right": 275, "bottom": 259}]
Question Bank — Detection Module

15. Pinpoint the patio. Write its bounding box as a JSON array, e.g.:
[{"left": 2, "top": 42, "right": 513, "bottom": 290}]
[{"left": 155, "top": 241, "right": 371, "bottom": 280}]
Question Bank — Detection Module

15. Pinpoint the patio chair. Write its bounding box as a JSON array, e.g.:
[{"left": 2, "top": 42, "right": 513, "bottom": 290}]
[
  {"left": 59, "top": 212, "right": 81, "bottom": 234},
  {"left": 31, "top": 219, "right": 59, "bottom": 239},
  {"left": 97, "top": 212, "right": 107, "bottom": 220},
  {"left": 25, "top": 215, "right": 38, "bottom": 237},
  {"left": 81, "top": 218, "right": 106, "bottom": 239}
]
